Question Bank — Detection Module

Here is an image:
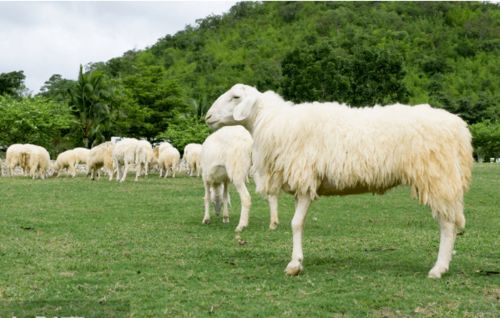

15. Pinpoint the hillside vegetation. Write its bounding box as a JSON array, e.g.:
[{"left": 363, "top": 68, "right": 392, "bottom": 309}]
[{"left": 0, "top": 2, "right": 498, "bottom": 158}]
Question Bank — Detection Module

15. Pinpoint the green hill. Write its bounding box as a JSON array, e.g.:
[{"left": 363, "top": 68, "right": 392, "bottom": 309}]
[{"left": 2, "top": 1, "right": 499, "bottom": 157}]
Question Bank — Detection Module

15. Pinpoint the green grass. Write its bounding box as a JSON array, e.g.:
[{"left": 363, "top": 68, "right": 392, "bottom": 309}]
[{"left": 0, "top": 164, "right": 498, "bottom": 317}]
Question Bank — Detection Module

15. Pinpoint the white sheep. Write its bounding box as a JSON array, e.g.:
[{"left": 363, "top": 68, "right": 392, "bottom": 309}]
[
  {"left": 73, "top": 147, "right": 90, "bottom": 170},
  {"left": 25, "top": 144, "right": 51, "bottom": 179},
  {"left": 54, "top": 147, "right": 89, "bottom": 177},
  {"left": 88, "top": 141, "right": 115, "bottom": 181},
  {"left": 158, "top": 146, "right": 181, "bottom": 178},
  {"left": 112, "top": 138, "right": 151, "bottom": 182},
  {"left": 5, "top": 144, "right": 30, "bottom": 176},
  {"left": 137, "top": 140, "right": 153, "bottom": 176},
  {"left": 205, "top": 83, "right": 473, "bottom": 279},
  {"left": 183, "top": 143, "right": 202, "bottom": 177},
  {"left": 201, "top": 125, "right": 279, "bottom": 231}
]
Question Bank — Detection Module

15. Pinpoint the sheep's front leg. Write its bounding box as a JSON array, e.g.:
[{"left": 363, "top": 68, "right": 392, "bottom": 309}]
[
  {"left": 268, "top": 194, "right": 279, "bottom": 230},
  {"left": 235, "top": 182, "right": 251, "bottom": 231},
  {"left": 134, "top": 163, "right": 141, "bottom": 181},
  {"left": 202, "top": 181, "right": 211, "bottom": 224},
  {"left": 428, "top": 218, "right": 457, "bottom": 278},
  {"left": 222, "top": 181, "right": 230, "bottom": 222},
  {"left": 285, "top": 195, "right": 311, "bottom": 276}
]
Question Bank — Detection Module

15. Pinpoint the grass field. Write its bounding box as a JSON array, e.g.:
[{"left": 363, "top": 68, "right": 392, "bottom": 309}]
[{"left": 0, "top": 164, "right": 498, "bottom": 317}]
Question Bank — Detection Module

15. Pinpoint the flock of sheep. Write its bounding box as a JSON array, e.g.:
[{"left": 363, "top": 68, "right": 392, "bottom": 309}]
[
  {"left": 1, "top": 140, "right": 203, "bottom": 182},
  {"left": 2, "top": 83, "right": 474, "bottom": 279}
]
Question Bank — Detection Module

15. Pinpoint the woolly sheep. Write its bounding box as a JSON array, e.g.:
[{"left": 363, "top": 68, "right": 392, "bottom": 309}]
[
  {"left": 205, "top": 83, "right": 473, "bottom": 279},
  {"left": 88, "top": 141, "right": 115, "bottom": 181},
  {"left": 137, "top": 140, "right": 154, "bottom": 176},
  {"left": 158, "top": 146, "right": 181, "bottom": 178},
  {"left": 54, "top": 147, "right": 90, "bottom": 177},
  {"left": 183, "top": 143, "right": 202, "bottom": 177},
  {"left": 5, "top": 144, "right": 30, "bottom": 176},
  {"left": 112, "top": 138, "right": 151, "bottom": 182},
  {"left": 25, "top": 144, "right": 51, "bottom": 179},
  {"left": 201, "top": 125, "right": 279, "bottom": 232}
]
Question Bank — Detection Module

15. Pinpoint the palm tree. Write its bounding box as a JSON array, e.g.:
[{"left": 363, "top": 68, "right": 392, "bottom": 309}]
[{"left": 68, "top": 65, "right": 111, "bottom": 148}]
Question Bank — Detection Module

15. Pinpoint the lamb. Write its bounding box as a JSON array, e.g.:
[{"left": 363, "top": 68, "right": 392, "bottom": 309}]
[
  {"left": 205, "top": 83, "right": 473, "bottom": 279},
  {"left": 201, "top": 125, "right": 279, "bottom": 232},
  {"left": 183, "top": 143, "right": 202, "bottom": 177},
  {"left": 25, "top": 144, "right": 51, "bottom": 179},
  {"left": 54, "top": 147, "right": 90, "bottom": 177},
  {"left": 5, "top": 144, "right": 30, "bottom": 176},
  {"left": 158, "top": 146, "right": 181, "bottom": 178},
  {"left": 87, "top": 142, "right": 115, "bottom": 181}
]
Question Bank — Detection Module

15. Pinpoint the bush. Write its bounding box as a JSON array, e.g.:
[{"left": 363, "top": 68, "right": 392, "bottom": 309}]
[
  {"left": 0, "top": 96, "right": 75, "bottom": 155},
  {"left": 469, "top": 121, "right": 500, "bottom": 162}
]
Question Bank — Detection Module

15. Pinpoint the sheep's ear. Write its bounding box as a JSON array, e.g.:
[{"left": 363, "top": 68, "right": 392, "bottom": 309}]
[{"left": 233, "top": 96, "right": 257, "bottom": 121}]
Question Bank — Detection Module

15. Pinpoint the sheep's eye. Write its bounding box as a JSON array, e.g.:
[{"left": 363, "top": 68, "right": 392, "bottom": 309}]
[{"left": 232, "top": 95, "right": 240, "bottom": 100}]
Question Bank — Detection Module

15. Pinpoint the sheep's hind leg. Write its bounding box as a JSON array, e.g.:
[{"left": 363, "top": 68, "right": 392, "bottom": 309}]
[
  {"left": 428, "top": 217, "right": 457, "bottom": 279},
  {"left": 234, "top": 182, "right": 251, "bottom": 231},
  {"left": 285, "top": 194, "right": 311, "bottom": 276},
  {"left": 202, "top": 181, "right": 211, "bottom": 224},
  {"left": 268, "top": 194, "right": 279, "bottom": 230},
  {"left": 120, "top": 162, "right": 129, "bottom": 182}
]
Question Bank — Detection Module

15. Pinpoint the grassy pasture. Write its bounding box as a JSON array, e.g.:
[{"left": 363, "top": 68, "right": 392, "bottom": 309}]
[{"left": 0, "top": 164, "right": 498, "bottom": 317}]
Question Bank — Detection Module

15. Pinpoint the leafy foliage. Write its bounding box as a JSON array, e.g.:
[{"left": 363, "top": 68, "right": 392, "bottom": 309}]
[
  {"left": 157, "top": 115, "right": 211, "bottom": 152},
  {"left": 0, "top": 96, "right": 74, "bottom": 155},
  {"left": 470, "top": 121, "right": 500, "bottom": 161},
  {"left": 0, "top": 71, "right": 26, "bottom": 98},
  {"left": 68, "top": 65, "right": 112, "bottom": 148},
  {"left": 282, "top": 42, "right": 408, "bottom": 105}
]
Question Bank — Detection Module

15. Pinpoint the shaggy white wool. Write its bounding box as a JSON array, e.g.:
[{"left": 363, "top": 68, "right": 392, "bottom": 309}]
[{"left": 206, "top": 83, "right": 473, "bottom": 278}]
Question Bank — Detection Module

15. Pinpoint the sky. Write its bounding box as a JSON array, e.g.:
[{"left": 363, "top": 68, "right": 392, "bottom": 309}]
[{"left": 0, "top": 1, "right": 236, "bottom": 94}]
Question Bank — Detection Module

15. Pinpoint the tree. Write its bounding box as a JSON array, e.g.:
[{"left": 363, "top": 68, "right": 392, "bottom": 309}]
[
  {"left": 470, "top": 121, "right": 500, "bottom": 161},
  {"left": 281, "top": 41, "right": 409, "bottom": 106},
  {"left": 68, "top": 65, "right": 112, "bottom": 148},
  {"left": 0, "top": 96, "right": 74, "bottom": 155},
  {"left": 121, "top": 65, "right": 189, "bottom": 140},
  {"left": 0, "top": 71, "right": 26, "bottom": 98},
  {"left": 38, "top": 74, "right": 76, "bottom": 104}
]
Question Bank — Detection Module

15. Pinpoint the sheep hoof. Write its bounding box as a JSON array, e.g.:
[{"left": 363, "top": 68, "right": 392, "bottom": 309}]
[
  {"left": 285, "top": 261, "right": 303, "bottom": 276},
  {"left": 269, "top": 222, "right": 279, "bottom": 230},
  {"left": 235, "top": 224, "right": 247, "bottom": 232},
  {"left": 223, "top": 217, "right": 230, "bottom": 224},
  {"left": 428, "top": 265, "right": 448, "bottom": 279},
  {"left": 203, "top": 219, "right": 211, "bottom": 225}
]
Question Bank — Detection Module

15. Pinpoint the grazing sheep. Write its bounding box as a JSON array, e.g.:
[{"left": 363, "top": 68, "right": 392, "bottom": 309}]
[
  {"left": 158, "top": 146, "right": 181, "bottom": 178},
  {"left": 54, "top": 149, "right": 77, "bottom": 177},
  {"left": 25, "top": 144, "right": 51, "bottom": 179},
  {"left": 54, "top": 147, "right": 89, "bottom": 177},
  {"left": 5, "top": 144, "right": 30, "bottom": 176},
  {"left": 183, "top": 143, "right": 202, "bottom": 177},
  {"left": 201, "top": 126, "right": 279, "bottom": 231},
  {"left": 73, "top": 147, "right": 90, "bottom": 169},
  {"left": 112, "top": 138, "right": 151, "bottom": 182},
  {"left": 205, "top": 83, "right": 473, "bottom": 278},
  {"left": 87, "top": 141, "right": 115, "bottom": 181},
  {"left": 137, "top": 140, "right": 153, "bottom": 176}
]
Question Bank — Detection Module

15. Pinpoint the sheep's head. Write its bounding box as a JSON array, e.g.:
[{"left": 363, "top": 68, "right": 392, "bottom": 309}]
[{"left": 205, "top": 83, "right": 260, "bottom": 130}]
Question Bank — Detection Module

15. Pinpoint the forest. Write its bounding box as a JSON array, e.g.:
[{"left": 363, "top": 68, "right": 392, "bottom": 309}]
[{"left": 0, "top": 1, "right": 498, "bottom": 160}]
